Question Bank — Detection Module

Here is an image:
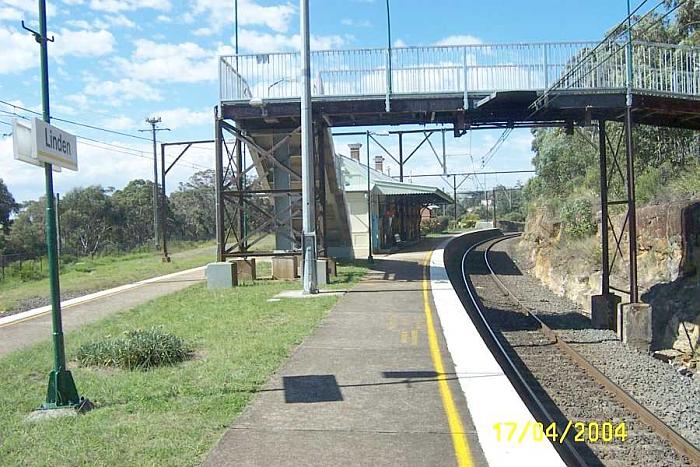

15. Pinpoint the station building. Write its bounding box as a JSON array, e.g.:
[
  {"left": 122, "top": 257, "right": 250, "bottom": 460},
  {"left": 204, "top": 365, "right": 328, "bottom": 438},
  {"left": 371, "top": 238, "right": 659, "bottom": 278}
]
[{"left": 339, "top": 144, "right": 452, "bottom": 258}]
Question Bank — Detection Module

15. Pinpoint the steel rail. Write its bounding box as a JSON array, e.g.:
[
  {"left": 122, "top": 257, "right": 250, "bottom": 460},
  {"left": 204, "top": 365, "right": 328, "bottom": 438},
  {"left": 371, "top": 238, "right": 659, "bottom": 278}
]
[
  {"left": 480, "top": 234, "right": 700, "bottom": 465},
  {"left": 458, "top": 233, "right": 587, "bottom": 466}
]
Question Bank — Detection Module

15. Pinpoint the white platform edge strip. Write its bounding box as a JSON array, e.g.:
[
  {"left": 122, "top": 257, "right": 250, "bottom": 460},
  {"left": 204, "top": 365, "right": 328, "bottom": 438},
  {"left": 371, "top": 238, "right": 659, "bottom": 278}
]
[
  {"left": 0, "top": 266, "right": 205, "bottom": 326},
  {"left": 429, "top": 242, "right": 565, "bottom": 467}
]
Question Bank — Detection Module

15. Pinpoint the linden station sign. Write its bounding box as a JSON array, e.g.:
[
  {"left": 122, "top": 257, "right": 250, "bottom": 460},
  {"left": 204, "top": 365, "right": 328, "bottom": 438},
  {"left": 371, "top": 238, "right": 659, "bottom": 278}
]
[{"left": 13, "top": 117, "right": 78, "bottom": 171}]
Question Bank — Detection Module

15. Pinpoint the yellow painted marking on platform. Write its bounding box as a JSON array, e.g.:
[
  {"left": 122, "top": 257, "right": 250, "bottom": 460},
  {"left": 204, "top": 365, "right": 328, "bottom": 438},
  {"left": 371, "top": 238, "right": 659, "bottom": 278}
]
[
  {"left": 388, "top": 314, "right": 397, "bottom": 330},
  {"left": 411, "top": 329, "right": 419, "bottom": 346},
  {"left": 400, "top": 330, "right": 409, "bottom": 344},
  {"left": 422, "top": 251, "right": 474, "bottom": 467}
]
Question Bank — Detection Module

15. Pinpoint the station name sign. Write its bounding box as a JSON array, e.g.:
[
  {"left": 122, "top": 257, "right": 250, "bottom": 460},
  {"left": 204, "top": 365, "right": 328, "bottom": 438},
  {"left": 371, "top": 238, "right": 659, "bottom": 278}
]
[
  {"left": 33, "top": 118, "right": 78, "bottom": 171},
  {"left": 13, "top": 118, "right": 78, "bottom": 171}
]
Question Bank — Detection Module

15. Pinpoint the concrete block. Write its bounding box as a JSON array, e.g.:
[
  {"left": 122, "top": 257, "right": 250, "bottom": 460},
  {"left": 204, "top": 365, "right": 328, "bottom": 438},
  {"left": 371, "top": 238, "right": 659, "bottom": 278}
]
[
  {"left": 321, "top": 257, "right": 337, "bottom": 277},
  {"left": 206, "top": 262, "right": 238, "bottom": 289},
  {"left": 230, "top": 258, "right": 256, "bottom": 283},
  {"left": 591, "top": 293, "right": 621, "bottom": 331},
  {"left": 316, "top": 259, "right": 328, "bottom": 286},
  {"left": 618, "top": 302, "right": 653, "bottom": 352},
  {"left": 272, "top": 256, "right": 298, "bottom": 280}
]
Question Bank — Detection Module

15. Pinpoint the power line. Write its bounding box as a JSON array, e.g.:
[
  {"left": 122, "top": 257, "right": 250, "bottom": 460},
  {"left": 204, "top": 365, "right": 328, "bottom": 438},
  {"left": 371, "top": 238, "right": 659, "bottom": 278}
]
[{"left": 0, "top": 98, "right": 154, "bottom": 143}]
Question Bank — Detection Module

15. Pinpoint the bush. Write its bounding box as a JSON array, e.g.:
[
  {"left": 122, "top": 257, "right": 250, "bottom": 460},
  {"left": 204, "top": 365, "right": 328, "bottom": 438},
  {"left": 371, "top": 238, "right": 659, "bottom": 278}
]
[
  {"left": 77, "top": 327, "right": 192, "bottom": 370},
  {"left": 420, "top": 216, "right": 450, "bottom": 235},
  {"left": 560, "top": 198, "right": 596, "bottom": 239}
]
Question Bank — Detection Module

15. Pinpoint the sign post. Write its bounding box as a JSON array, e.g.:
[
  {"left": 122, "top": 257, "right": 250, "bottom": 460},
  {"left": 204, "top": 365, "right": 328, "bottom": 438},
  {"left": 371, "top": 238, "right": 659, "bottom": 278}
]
[{"left": 16, "top": 0, "right": 85, "bottom": 410}]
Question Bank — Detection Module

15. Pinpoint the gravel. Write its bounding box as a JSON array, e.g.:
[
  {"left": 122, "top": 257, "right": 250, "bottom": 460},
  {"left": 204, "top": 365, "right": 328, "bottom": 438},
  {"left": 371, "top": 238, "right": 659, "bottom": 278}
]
[
  {"left": 462, "top": 236, "right": 696, "bottom": 466},
  {"left": 0, "top": 288, "right": 97, "bottom": 318},
  {"left": 495, "top": 237, "right": 700, "bottom": 448}
]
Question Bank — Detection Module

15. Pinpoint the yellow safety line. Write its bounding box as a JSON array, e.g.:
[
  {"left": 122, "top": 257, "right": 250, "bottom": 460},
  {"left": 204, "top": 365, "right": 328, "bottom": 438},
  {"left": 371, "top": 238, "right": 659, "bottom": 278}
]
[{"left": 422, "top": 250, "right": 473, "bottom": 467}]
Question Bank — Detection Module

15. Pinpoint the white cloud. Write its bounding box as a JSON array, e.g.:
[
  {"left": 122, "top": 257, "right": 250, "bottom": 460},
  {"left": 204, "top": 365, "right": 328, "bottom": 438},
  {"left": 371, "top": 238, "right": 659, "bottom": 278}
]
[
  {"left": 114, "top": 39, "right": 215, "bottom": 83},
  {"left": 100, "top": 115, "right": 138, "bottom": 130},
  {"left": 106, "top": 14, "right": 136, "bottom": 29},
  {"left": 393, "top": 38, "right": 407, "bottom": 48},
  {"left": 82, "top": 78, "right": 163, "bottom": 105},
  {"left": 434, "top": 35, "right": 483, "bottom": 46},
  {"left": 0, "top": 26, "right": 39, "bottom": 74},
  {"left": 0, "top": 7, "right": 23, "bottom": 21},
  {"left": 341, "top": 18, "right": 371, "bottom": 28},
  {"left": 152, "top": 107, "right": 211, "bottom": 130},
  {"left": 54, "top": 28, "right": 115, "bottom": 57},
  {"left": 88, "top": 0, "right": 170, "bottom": 13},
  {"left": 191, "top": 0, "right": 294, "bottom": 34},
  {"left": 1, "top": 0, "right": 56, "bottom": 16},
  {"left": 238, "top": 28, "right": 346, "bottom": 54}
]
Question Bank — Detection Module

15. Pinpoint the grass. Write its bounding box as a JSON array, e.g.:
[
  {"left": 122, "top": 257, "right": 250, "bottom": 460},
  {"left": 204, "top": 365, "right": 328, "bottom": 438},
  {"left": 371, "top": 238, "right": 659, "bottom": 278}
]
[
  {"left": 0, "top": 261, "right": 367, "bottom": 466},
  {"left": 0, "top": 235, "right": 280, "bottom": 313}
]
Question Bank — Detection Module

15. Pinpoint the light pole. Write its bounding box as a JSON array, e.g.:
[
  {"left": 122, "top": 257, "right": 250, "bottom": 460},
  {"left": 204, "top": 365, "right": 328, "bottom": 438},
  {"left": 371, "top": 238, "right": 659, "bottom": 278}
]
[
  {"left": 140, "top": 117, "right": 170, "bottom": 249},
  {"left": 300, "top": 0, "right": 318, "bottom": 294},
  {"left": 385, "top": 0, "right": 392, "bottom": 111}
]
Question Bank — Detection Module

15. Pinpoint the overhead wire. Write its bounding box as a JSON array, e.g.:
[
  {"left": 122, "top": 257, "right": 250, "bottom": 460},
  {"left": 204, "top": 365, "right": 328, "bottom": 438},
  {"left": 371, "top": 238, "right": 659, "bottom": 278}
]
[
  {"left": 0, "top": 98, "right": 154, "bottom": 143},
  {"left": 0, "top": 107, "right": 209, "bottom": 171}
]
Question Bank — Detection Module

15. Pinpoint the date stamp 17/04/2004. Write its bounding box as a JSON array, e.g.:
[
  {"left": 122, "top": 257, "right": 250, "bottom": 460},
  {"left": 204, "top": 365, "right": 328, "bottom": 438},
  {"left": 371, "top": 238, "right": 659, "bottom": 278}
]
[{"left": 493, "top": 421, "right": 628, "bottom": 444}]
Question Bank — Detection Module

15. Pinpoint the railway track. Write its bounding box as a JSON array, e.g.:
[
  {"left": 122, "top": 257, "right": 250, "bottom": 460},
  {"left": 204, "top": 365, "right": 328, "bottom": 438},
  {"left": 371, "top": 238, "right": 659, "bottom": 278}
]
[{"left": 454, "top": 233, "right": 700, "bottom": 466}]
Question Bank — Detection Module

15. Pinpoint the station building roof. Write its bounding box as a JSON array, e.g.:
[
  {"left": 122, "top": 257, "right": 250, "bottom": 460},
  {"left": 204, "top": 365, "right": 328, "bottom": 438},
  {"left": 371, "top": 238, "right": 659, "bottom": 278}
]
[{"left": 337, "top": 154, "right": 453, "bottom": 205}]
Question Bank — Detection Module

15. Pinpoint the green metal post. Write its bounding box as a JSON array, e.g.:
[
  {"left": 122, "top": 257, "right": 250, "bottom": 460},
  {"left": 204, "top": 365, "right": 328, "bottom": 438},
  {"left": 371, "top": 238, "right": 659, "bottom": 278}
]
[{"left": 37, "top": 0, "right": 81, "bottom": 408}]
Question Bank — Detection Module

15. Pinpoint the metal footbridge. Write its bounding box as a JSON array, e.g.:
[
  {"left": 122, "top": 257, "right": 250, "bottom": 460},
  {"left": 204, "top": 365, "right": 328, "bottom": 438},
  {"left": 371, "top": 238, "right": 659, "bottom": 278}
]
[
  {"left": 219, "top": 40, "right": 700, "bottom": 130},
  {"left": 213, "top": 39, "right": 700, "bottom": 309}
]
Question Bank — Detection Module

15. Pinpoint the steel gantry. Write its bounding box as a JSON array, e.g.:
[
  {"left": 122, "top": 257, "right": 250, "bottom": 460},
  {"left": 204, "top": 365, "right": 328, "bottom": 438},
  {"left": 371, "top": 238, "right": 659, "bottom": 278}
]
[{"left": 213, "top": 108, "right": 332, "bottom": 262}]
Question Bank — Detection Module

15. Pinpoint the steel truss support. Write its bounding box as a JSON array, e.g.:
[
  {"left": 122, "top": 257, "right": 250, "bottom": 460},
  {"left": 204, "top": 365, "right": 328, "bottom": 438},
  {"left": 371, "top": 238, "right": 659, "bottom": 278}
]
[
  {"left": 214, "top": 112, "right": 327, "bottom": 261},
  {"left": 596, "top": 118, "right": 639, "bottom": 328}
]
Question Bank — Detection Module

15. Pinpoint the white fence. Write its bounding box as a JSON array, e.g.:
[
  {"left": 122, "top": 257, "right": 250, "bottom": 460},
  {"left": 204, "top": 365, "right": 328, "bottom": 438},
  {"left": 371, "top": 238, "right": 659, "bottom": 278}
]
[{"left": 220, "top": 41, "right": 700, "bottom": 103}]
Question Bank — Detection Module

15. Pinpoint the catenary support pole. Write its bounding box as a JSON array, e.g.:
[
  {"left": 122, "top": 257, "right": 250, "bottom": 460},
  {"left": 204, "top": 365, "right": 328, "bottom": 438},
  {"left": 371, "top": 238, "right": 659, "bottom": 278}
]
[
  {"left": 160, "top": 144, "right": 169, "bottom": 262},
  {"left": 36, "top": 0, "right": 82, "bottom": 409},
  {"left": 398, "top": 132, "right": 404, "bottom": 182},
  {"left": 214, "top": 109, "right": 225, "bottom": 262},
  {"left": 625, "top": 0, "right": 639, "bottom": 303},
  {"left": 366, "top": 131, "right": 374, "bottom": 263},
  {"left": 492, "top": 188, "right": 497, "bottom": 228},
  {"left": 598, "top": 121, "right": 610, "bottom": 295},
  {"left": 453, "top": 174, "right": 458, "bottom": 222},
  {"left": 300, "top": 0, "right": 318, "bottom": 294}
]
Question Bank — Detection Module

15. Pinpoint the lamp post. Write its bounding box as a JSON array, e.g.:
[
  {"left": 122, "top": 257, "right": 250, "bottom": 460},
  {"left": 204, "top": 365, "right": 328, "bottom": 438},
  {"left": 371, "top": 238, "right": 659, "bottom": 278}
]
[{"left": 300, "top": 0, "right": 318, "bottom": 293}]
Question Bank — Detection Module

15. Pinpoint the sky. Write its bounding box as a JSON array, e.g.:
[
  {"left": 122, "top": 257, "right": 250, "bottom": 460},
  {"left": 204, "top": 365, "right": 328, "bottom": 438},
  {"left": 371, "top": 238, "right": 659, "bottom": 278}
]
[{"left": 0, "top": 0, "right": 638, "bottom": 203}]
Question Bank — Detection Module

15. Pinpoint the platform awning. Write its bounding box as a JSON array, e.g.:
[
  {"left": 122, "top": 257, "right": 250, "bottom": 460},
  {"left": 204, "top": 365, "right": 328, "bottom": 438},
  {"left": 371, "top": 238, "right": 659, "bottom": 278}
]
[{"left": 373, "top": 180, "right": 453, "bottom": 205}]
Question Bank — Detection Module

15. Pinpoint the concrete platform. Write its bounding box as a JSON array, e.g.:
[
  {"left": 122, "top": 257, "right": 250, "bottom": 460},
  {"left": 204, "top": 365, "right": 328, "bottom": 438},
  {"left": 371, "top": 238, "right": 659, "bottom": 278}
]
[{"left": 204, "top": 238, "right": 488, "bottom": 467}]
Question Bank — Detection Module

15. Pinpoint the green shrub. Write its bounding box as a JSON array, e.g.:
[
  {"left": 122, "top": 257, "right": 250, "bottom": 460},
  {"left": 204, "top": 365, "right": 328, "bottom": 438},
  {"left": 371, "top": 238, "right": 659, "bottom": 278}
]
[
  {"left": 77, "top": 327, "right": 192, "bottom": 370},
  {"left": 560, "top": 198, "right": 596, "bottom": 239},
  {"left": 420, "top": 216, "right": 450, "bottom": 235}
]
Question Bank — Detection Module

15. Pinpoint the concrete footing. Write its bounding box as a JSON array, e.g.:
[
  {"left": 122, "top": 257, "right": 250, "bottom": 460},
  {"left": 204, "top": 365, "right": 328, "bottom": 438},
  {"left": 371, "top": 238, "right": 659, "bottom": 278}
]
[
  {"left": 316, "top": 259, "right": 328, "bottom": 286},
  {"left": 206, "top": 262, "right": 238, "bottom": 289},
  {"left": 321, "top": 257, "right": 337, "bottom": 277},
  {"left": 272, "top": 256, "right": 299, "bottom": 280},
  {"left": 617, "top": 302, "right": 653, "bottom": 352},
  {"left": 591, "top": 293, "right": 621, "bottom": 331},
  {"left": 230, "top": 258, "right": 256, "bottom": 283}
]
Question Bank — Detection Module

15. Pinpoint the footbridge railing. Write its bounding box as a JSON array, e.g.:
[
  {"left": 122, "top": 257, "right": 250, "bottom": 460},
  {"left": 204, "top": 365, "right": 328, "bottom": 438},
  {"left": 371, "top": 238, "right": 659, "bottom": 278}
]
[{"left": 220, "top": 40, "right": 700, "bottom": 104}]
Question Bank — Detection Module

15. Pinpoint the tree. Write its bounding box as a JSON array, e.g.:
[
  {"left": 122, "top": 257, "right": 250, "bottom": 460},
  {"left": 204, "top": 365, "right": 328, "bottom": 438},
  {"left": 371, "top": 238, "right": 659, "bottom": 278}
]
[
  {"left": 111, "top": 179, "right": 156, "bottom": 249},
  {"left": 5, "top": 199, "right": 45, "bottom": 257},
  {"left": 169, "top": 170, "right": 216, "bottom": 241},
  {"left": 60, "top": 186, "right": 117, "bottom": 257},
  {"left": 0, "top": 179, "right": 18, "bottom": 235}
]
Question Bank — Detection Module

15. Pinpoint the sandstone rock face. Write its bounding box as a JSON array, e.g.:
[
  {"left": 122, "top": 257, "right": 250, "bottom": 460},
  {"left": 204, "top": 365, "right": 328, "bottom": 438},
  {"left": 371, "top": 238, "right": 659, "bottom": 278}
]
[{"left": 515, "top": 200, "right": 700, "bottom": 352}]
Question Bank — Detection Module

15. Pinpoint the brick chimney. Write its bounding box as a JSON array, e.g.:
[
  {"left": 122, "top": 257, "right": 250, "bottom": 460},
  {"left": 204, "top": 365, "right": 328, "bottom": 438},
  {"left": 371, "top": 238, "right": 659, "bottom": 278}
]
[
  {"left": 348, "top": 143, "right": 362, "bottom": 162},
  {"left": 374, "top": 155, "right": 384, "bottom": 173}
]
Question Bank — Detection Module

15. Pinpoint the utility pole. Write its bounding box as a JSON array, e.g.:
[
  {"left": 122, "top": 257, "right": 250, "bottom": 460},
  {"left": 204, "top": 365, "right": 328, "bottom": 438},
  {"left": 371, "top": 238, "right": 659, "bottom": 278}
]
[
  {"left": 300, "top": 0, "right": 318, "bottom": 294},
  {"left": 140, "top": 117, "right": 170, "bottom": 249},
  {"left": 26, "top": 0, "right": 84, "bottom": 410}
]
